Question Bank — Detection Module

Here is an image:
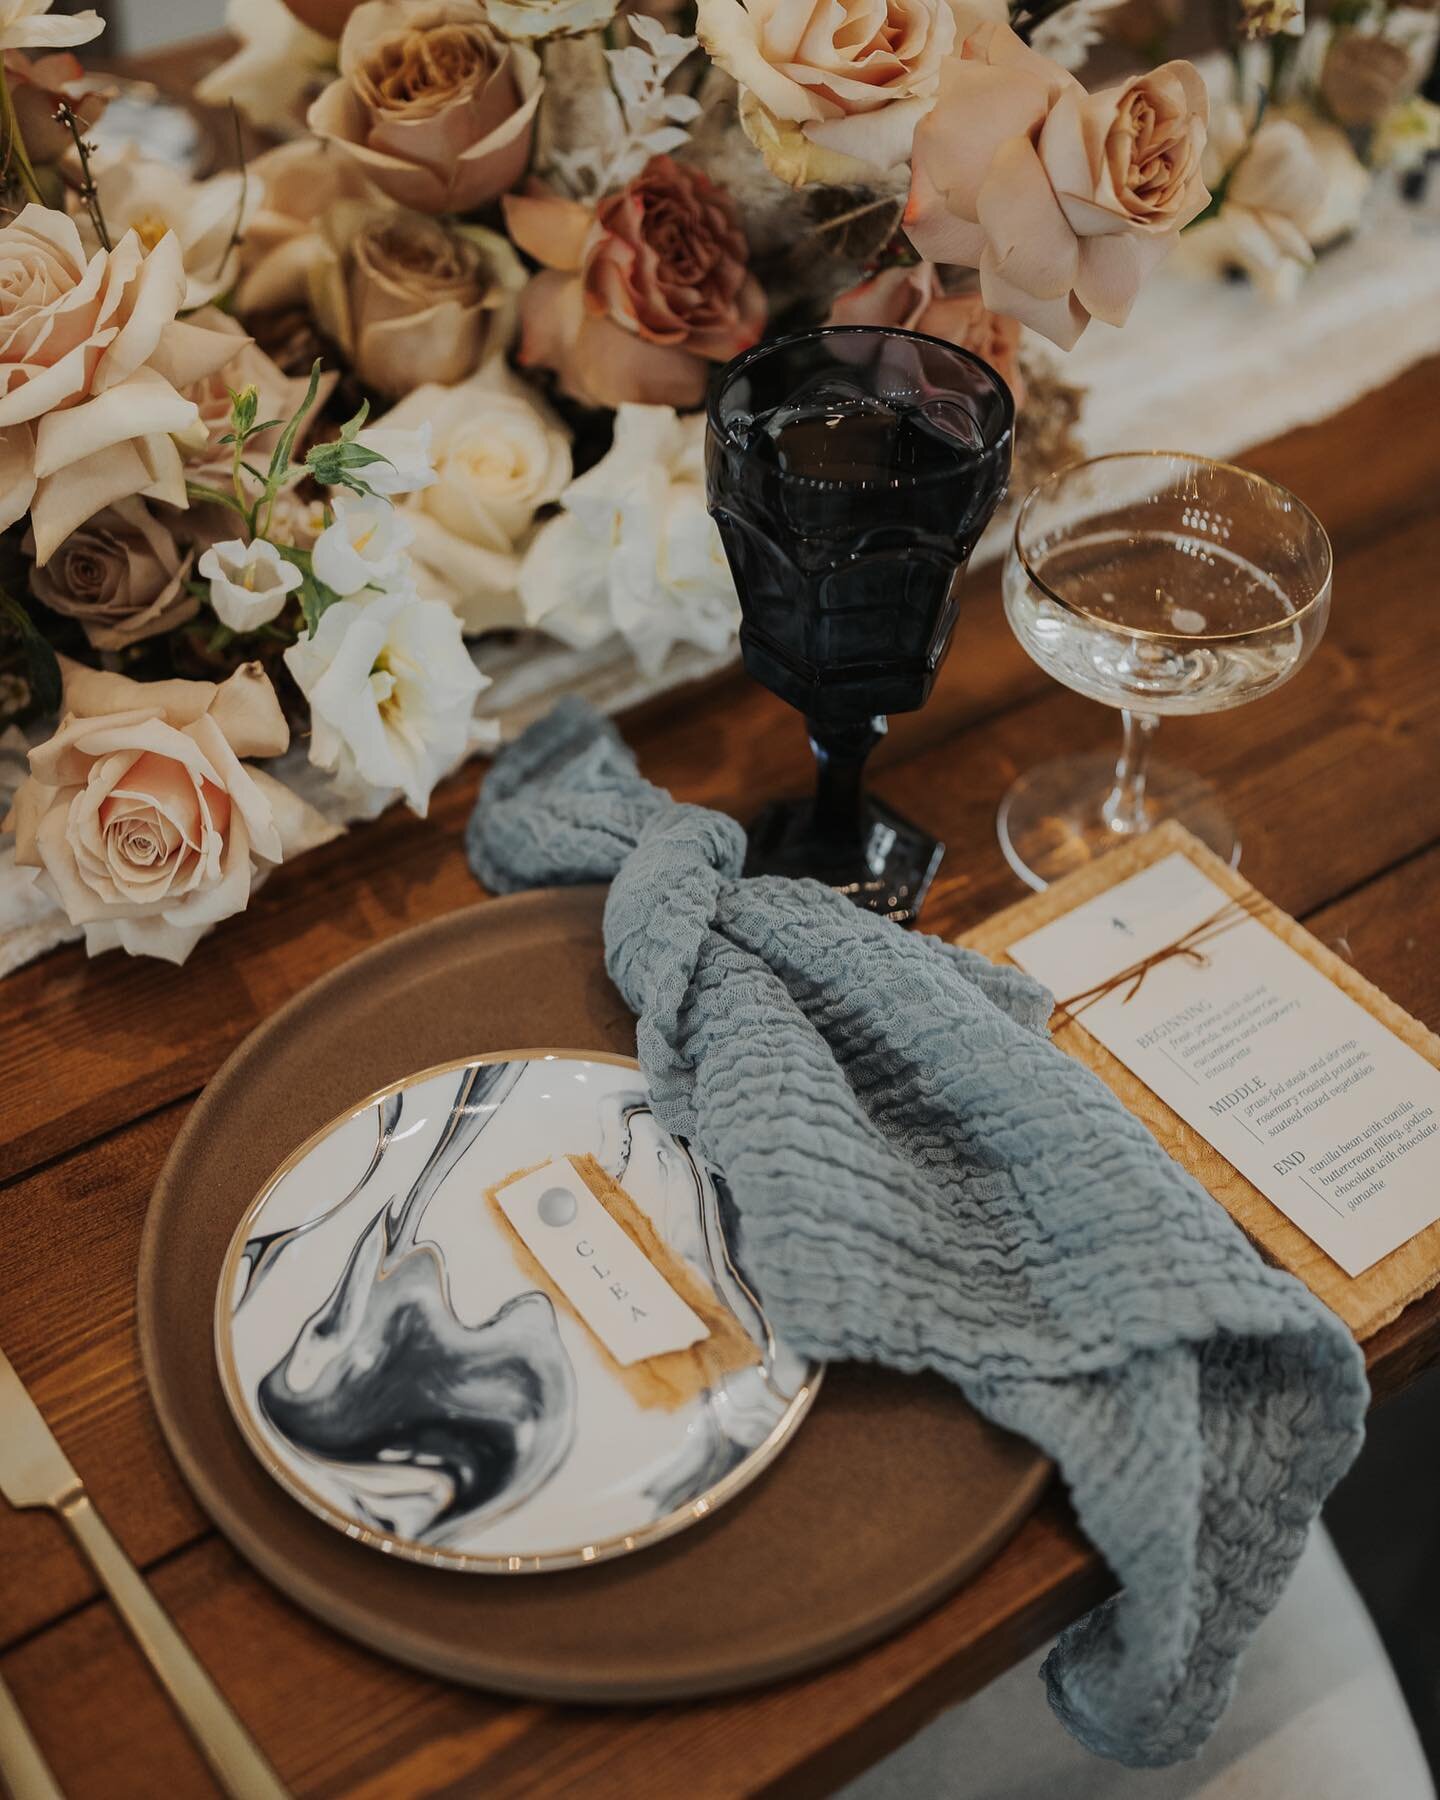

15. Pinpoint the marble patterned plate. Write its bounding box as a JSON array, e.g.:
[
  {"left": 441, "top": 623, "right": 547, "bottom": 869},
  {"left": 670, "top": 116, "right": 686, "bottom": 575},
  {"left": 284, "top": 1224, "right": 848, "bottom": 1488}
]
[{"left": 215, "top": 1051, "right": 819, "bottom": 1573}]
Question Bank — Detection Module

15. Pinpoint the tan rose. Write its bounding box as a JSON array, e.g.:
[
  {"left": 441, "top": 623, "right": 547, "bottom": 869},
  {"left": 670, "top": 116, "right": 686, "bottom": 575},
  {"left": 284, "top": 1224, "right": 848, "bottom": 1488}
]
[
  {"left": 505, "top": 157, "right": 765, "bottom": 410},
  {"left": 698, "top": 0, "right": 1001, "bottom": 182},
  {"left": 4, "top": 49, "right": 108, "bottom": 163},
  {"left": 0, "top": 206, "right": 238, "bottom": 563},
  {"left": 1319, "top": 32, "right": 1414, "bottom": 128},
  {"left": 234, "top": 140, "right": 379, "bottom": 320},
  {"left": 828, "top": 263, "right": 1026, "bottom": 405},
  {"left": 6, "top": 660, "right": 338, "bottom": 963},
  {"left": 307, "top": 0, "right": 542, "bottom": 215},
  {"left": 25, "top": 499, "right": 196, "bottom": 650},
  {"left": 308, "top": 201, "right": 524, "bottom": 397},
  {"left": 906, "top": 24, "right": 1209, "bottom": 349}
]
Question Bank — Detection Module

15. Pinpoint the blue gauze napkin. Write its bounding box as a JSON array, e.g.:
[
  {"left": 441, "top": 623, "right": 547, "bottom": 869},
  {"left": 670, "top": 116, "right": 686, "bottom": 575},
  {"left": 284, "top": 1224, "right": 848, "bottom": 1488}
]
[{"left": 466, "top": 697, "right": 1368, "bottom": 1768}]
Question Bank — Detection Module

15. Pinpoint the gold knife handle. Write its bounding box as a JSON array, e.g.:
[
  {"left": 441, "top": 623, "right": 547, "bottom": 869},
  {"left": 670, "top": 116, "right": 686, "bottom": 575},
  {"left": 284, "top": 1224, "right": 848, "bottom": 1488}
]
[
  {"left": 57, "top": 1495, "right": 288, "bottom": 1800},
  {"left": 0, "top": 1670, "right": 64, "bottom": 1800}
]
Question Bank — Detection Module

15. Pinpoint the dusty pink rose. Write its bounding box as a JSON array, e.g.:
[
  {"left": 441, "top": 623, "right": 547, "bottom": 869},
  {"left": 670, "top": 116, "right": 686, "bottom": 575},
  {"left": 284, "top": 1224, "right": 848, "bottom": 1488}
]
[
  {"left": 307, "top": 0, "right": 542, "bottom": 216},
  {"left": 505, "top": 157, "right": 765, "bottom": 410},
  {"left": 5, "top": 660, "right": 338, "bottom": 963},
  {"left": 828, "top": 262, "right": 1026, "bottom": 405},
  {"left": 906, "top": 23, "right": 1209, "bottom": 349},
  {"left": 0, "top": 206, "right": 238, "bottom": 562},
  {"left": 4, "top": 49, "right": 108, "bottom": 162},
  {"left": 25, "top": 499, "right": 196, "bottom": 650}
]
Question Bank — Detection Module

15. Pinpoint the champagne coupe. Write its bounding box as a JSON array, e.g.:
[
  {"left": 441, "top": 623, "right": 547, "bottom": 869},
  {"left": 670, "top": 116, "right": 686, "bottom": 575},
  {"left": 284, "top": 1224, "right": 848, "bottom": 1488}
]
[
  {"left": 998, "top": 451, "right": 1333, "bottom": 890},
  {"left": 706, "top": 325, "right": 1014, "bottom": 923}
]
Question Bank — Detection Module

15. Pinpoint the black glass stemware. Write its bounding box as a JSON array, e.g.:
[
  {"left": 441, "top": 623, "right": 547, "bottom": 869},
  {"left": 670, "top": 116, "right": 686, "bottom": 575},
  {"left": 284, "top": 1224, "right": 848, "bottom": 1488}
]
[{"left": 705, "top": 325, "right": 1014, "bottom": 923}]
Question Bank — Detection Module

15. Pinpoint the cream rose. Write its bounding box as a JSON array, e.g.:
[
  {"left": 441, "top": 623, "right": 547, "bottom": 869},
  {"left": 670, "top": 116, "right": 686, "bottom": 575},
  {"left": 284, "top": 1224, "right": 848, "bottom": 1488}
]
[
  {"left": 235, "top": 141, "right": 379, "bottom": 318},
  {"left": 0, "top": 207, "right": 238, "bottom": 562},
  {"left": 308, "top": 202, "right": 524, "bottom": 398},
  {"left": 308, "top": 0, "right": 543, "bottom": 216},
  {"left": 699, "top": 0, "right": 999, "bottom": 182},
  {"left": 6, "top": 660, "right": 337, "bottom": 963},
  {"left": 26, "top": 499, "right": 196, "bottom": 650},
  {"left": 906, "top": 24, "right": 1209, "bottom": 349},
  {"left": 374, "top": 361, "right": 571, "bottom": 631}
]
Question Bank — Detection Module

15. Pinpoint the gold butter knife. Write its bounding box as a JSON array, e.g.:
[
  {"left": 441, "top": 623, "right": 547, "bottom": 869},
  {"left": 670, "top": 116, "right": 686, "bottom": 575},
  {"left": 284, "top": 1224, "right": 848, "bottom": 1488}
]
[
  {"left": 0, "top": 1348, "right": 288, "bottom": 1800},
  {"left": 0, "top": 1668, "right": 64, "bottom": 1800}
]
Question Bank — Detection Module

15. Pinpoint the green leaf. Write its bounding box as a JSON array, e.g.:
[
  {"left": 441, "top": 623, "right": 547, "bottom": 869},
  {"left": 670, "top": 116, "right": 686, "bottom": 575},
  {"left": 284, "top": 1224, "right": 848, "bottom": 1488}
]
[
  {"left": 184, "top": 479, "right": 250, "bottom": 520},
  {"left": 0, "top": 585, "right": 61, "bottom": 716},
  {"left": 336, "top": 398, "right": 371, "bottom": 443},
  {"left": 305, "top": 437, "right": 392, "bottom": 496},
  {"left": 272, "top": 542, "right": 343, "bottom": 637},
  {"left": 265, "top": 359, "right": 325, "bottom": 494}
]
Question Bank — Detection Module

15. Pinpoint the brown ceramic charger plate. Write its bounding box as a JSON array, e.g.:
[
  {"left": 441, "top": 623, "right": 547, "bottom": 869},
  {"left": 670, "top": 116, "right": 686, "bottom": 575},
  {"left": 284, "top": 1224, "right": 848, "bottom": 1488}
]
[{"left": 137, "top": 888, "right": 1051, "bottom": 1702}]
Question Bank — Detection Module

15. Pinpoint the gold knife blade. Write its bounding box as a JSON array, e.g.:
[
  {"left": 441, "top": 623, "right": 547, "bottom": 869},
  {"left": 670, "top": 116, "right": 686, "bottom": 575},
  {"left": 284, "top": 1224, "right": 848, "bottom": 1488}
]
[{"left": 0, "top": 1347, "right": 289, "bottom": 1800}]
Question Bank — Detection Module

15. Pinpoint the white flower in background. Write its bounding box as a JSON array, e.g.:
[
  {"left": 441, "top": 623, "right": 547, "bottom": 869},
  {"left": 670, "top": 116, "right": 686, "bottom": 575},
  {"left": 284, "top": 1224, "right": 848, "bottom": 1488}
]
[
  {"left": 1175, "top": 112, "right": 1328, "bottom": 302},
  {"left": 79, "top": 154, "right": 253, "bottom": 311},
  {"left": 1031, "top": 0, "right": 1130, "bottom": 72},
  {"left": 518, "top": 406, "right": 738, "bottom": 679},
  {"left": 351, "top": 421, "right": 436, "bottom": 498},
  {"left": 373, "top": 363, "right": 570, "bottom": 633},
  {"left": 485, "top": 0, "right": 617, "bottom": 40},
  {"left": 1373, "top": 95, "right": 1440, "bottom": 172},
  {"left": 284, "top": 590, "right": 488, "bottom": 817},
  {"left": 1288, "top": 112, "right": 1371, "bottom": 248},
  {"left": 199, "top": 539, "right": 304, "bottom": 633},
  {"left": 0, "top": 0, "right": 102, "bottom": 51},
  {"left": 194, "top": 0, "right": 337, "bottom": 136},
  {"left": 312, "top": 497, "right": 413, "bottom": 596}
]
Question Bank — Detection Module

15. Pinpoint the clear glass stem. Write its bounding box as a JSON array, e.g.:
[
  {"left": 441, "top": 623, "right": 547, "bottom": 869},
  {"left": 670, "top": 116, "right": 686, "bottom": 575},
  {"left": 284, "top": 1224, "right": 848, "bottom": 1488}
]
[{"left": 1101, "top": 709, "right": 1159, "bottom": 837}]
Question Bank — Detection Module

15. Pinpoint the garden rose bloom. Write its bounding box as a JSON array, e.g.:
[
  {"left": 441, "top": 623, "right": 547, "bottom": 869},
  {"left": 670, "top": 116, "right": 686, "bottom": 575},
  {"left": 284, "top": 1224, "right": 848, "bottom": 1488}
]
[
  {"left": 505, "top": 158, "right": 764, "bottom": 410},
  {"left": 374, "top": 361, "right": 571, "bottom": 630},
  {"left": 6, "top": 660, "right": 336, "bottom": 963},
  {"left": 26, "top": 500, "right": 196, "bottom": 650},
  {"left": 0, "top": 207, "right": 237, "bottom": 563},
  {"left": 828, "top": 262, "right": 1025, "bottom": 404},
  {"left": 697, "top": 0, "right": 995, "bottom": 180},
  {"left": 235, "top": 141, "right": 379, "bottom": 317},
  {"left": 906, "top": 24, "right": 1209, "bottom": 349},
  {"left": 4, "top": 50, "right": 108, "bottom": 162},
  {"left": 308, "top": 203, "right": 524, "bottom": 397},
  {"left": 308, "top": 0, "right": 542, "bottom": 215}
]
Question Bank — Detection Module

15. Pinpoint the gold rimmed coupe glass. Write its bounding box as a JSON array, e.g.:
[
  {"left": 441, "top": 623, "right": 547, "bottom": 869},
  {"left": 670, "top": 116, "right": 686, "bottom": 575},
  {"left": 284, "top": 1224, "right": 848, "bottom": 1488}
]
[{"left": 998, "top": 451, "right": 1333, "bottom": 890}]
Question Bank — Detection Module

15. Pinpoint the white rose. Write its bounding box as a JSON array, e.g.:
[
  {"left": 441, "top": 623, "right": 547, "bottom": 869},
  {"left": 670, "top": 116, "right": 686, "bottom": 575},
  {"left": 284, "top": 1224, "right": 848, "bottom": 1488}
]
[
  {"left": 518, "top": 404, "right": 738, "bottom": 679},
  {"left": 199, "top": 538, "right": 304, "bottom": 632},
  {"left": 283, "top": 588, "right": 488, "bottom": 816},
  {"left": 351, "top": 421, "right": 436, "bottom": 497},
  {"left": 311, "top": 496, "right": 413, "bottom": 596},
  {"left": 379, "top": 363, "right": 571, "bottom": 633}
]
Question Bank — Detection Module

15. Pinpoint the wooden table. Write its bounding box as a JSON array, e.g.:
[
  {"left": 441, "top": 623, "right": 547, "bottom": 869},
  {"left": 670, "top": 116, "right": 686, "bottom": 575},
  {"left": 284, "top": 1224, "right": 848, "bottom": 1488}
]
[{"left": 2, "top": 352, "right": 1439, "bottom": 1799}]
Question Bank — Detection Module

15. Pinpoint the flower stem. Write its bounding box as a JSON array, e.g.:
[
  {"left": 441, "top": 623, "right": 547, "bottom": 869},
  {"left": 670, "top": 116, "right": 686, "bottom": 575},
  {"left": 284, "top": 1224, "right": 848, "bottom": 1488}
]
[{"left": 0, "top": 68, "right": 45, "bottom": 206}]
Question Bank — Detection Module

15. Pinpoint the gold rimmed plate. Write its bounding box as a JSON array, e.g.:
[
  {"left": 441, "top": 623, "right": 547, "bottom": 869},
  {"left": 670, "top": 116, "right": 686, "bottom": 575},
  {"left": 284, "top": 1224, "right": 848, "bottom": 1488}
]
[{"left": 215, "top": 1050, "right": 820, "bottom": 1574}]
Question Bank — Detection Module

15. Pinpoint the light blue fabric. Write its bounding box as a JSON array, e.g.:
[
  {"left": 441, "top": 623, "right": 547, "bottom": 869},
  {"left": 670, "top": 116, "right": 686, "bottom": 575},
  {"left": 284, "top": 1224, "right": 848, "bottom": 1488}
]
[{"left": 467, "top": 697, "right": 1368, "bottom": 1769}]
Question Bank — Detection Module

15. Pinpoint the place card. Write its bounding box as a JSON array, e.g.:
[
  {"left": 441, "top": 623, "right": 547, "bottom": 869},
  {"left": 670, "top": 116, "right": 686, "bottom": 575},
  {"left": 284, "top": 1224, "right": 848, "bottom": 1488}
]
[
  {"left": 1006, "top": 852, "right": 1440, "bottom": 1278},
  {"left": 963, "top": 823, "right": 1440, "bottom": 1337}
]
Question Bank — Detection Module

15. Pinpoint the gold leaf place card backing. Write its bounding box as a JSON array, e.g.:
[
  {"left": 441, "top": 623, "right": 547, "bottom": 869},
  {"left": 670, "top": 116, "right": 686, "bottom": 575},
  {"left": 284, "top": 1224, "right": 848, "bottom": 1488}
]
[{"left": 963, "top": 823, "right": 1440, "bottom": 1341}]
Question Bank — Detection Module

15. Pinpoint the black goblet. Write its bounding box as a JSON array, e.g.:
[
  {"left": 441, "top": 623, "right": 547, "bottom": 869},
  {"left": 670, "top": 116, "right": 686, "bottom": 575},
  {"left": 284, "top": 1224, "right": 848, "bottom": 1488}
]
[{"left": 705, "top": 325, "right": 1014, "bottom": 923}]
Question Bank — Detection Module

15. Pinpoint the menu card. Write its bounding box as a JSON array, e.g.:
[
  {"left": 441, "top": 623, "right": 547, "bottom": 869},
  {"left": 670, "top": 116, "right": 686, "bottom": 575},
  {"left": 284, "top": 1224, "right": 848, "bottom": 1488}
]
[{"left": 1008, "top": 852, "right": 1440, "bottom": 1279}]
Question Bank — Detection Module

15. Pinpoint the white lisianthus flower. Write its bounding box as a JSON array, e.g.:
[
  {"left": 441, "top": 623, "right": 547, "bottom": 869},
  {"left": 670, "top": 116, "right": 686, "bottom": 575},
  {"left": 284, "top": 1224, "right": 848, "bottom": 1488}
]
[
  {"left": 1373, "top": 96, "right": 1440, "bottom": 173},
  {"left": 311, "top": 496, "right": 413, "bottom": 596},
  {"left": 283, "top": 589, "right": 488, "bottom": 817},
  {"left": 0, "top": 0, "right": 103, "bottom": 52},
  {"left": 351, "top": 421, "right": 437, "bottom": 497},
  {"left": 375, "top": 363, "right": 571, "bottom": 633},
  {"left": 194, "top": 0, "right": 337, "bottom": 136},
  {"left": 80, "top": 154, "right": 254, "bottom": 311},
  {"left": 518, "top": 406, "right": 738, "bottom": 679},
  {"left": 198, "top": 539, "right": 304, "bottom": 632}
]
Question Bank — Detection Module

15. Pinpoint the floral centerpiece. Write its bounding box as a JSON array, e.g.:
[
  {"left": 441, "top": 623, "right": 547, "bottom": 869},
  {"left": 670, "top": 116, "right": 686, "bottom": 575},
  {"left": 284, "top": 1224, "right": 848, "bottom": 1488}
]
[{"left": 0, "top": 0, "right": 1432, "bottom": 962}]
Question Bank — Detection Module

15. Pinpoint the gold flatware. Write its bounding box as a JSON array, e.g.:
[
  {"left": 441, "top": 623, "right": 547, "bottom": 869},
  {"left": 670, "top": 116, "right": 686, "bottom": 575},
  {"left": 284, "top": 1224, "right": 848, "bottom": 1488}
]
[
  {"left": 0, "top": 1669, "right": 63, "bottom": 1800},
  {"left": 0, "top": 1348, "right": 288, "bottom": 1800}
]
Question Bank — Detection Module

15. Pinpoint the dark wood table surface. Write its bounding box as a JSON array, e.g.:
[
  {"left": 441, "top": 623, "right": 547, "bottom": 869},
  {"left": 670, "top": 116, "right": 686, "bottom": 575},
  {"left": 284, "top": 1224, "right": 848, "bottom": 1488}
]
[{"left": 2, "top": 347, "right": 1439, "bottom": 1798}]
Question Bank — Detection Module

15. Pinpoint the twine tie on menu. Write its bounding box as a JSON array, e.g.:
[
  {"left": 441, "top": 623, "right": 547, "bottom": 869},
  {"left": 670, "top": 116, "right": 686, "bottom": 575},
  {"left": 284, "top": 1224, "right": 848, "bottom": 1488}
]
[
  {"left": 1054, "top": 896, "right": 1271, "bottom": 1023},
  {"left": 467, "top": 697, "right": 1367, "bottom": 1769}
]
